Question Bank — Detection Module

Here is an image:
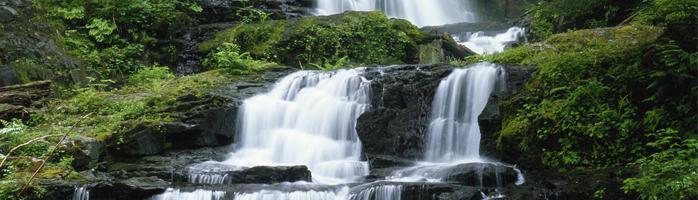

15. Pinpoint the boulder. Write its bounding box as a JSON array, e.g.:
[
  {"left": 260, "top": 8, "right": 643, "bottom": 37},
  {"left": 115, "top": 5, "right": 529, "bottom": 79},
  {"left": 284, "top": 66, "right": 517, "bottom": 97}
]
[
  {"left": 63, "top": 136, "right": 105, "bottom": 170},
  {"left": 226, "top": 165, "right": 312, "bottom": 184},
  {"left": 89, "top": 177, "right": 169, "bottom": 199},
  {"left": 441, "top": 162, "right": 520, "bottom": 187},
  {"left": 188, "top": 163, "right": 312, "bottom": 184}
]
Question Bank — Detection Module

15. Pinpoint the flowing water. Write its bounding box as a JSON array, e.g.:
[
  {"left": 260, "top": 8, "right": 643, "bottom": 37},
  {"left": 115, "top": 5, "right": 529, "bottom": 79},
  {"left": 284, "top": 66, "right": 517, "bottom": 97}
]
[
  {"left": 424, "top": 64, "right": 502, "bottom": 163},
  {"left": 315, "top": 0, "right": 478, "bottom": 27},
  {"left": 459, "top": 27, "right": 525, "bottom": 55},
  {"left": 151, "top": 0, "right": 528, "bottom": 198},
  {"left": 71, "top": 186, "right": 90, "bottom": 200}
]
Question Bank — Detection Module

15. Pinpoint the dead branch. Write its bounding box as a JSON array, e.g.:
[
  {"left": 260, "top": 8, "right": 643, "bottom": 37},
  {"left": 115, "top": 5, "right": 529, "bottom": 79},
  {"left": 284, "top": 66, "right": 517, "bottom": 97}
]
[
  {"left": 18, "top": 112, "right": 94, "bottom": 197},
  {"left": 0, "top": 134, "right": 62, "bottom": 172}
]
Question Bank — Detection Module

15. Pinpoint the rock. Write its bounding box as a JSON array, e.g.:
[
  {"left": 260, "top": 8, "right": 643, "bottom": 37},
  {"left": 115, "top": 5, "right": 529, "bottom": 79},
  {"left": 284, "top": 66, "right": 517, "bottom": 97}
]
[
  {"left": 63, "top": 136, "right": 105, "bottom": 170},
  {"left": 0, "top": 103, "right": 27, "bottom": 122},
  {"left": 500, "top": 168, "right": 634, "bottom": 200},
  {"left": 227, "top": 165, "right": 312, "bottom": 184},
  {"left": 419, "top": 33, "right": 474, "bottom": 64},
  {"left": 89, "top": 177, "right": 169, "bottom": 200},
  {"left": 187, "top": 162, "right": 312, "bottom": 184},
  {"left": 0, "top": 65, "right": 20, "bottom": 86},
  {"left": 111, "top": 124, "right": 165, "bottom": 157},
  {"left": 441, "top": 162, "right": 520, "bottom": 187},
  {"left": 106, "top": 147, "right": 229, "bottom": 182},
  {"left": 349, "top": 181, "right": 482, "bottom": 200},
  {"left": 357, "top": 64, "right": 451, "bottom": 160}
]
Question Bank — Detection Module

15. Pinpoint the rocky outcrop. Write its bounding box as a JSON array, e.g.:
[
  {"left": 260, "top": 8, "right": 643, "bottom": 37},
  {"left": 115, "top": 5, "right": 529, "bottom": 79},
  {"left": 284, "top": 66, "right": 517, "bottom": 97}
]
[
  {"left": 0, "top": 80, "right": 51, "bottom": 123},
  {"left": 357, "top": 64, "right": 535, "bottom": 164},
  {"left": 224, "top": 166, "right": 312, "bottom": 184},
  {"left": 0, "top": 0, "right": 84, "bottom": 86},
  {"left": 358, "top": 65, "right": 452, "bottom": 161},
  {"left": 108, "top": 67, "right": 293, "bottom": 157}
]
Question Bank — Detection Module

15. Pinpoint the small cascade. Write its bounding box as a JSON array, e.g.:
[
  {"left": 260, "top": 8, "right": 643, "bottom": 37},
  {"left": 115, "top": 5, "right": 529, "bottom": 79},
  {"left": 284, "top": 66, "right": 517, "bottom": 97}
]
[
  {"left": 72, "top": 186, "right": 90, "bottom": 200},
  {"left": 220, "top": 69, "right": 372, "bottom": 183},
  {"left": 151, "top": 189, "right": 226, "bottom": 200},
  {"left": 424, "top": 63, "right": 503, "bottom": 163},
  {"left": 348, "top": 183, "right": 402, "bottom": 200},
  {"left": 460, "top": 27, "right": 525, "bottom": 55},
  {"left": 315, "top": 0, "right": 478, "bottom": 27},
  {"left": 234, "top": 189, "right": 347, "bottom": 200}
]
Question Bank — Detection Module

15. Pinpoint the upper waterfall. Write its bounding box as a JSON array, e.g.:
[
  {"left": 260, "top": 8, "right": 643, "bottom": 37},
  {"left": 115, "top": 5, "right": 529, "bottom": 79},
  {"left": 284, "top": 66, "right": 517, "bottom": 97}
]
[{"left": 314, "top": 0, "right": 478, "bottom": 27}]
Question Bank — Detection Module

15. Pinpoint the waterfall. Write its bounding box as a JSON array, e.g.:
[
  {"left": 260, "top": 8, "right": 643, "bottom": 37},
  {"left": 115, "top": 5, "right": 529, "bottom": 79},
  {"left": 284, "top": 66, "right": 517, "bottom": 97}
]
[
  {"left": 315, "top": 0, "right": 478, "bottom": 27},
  {"left": 424, "top": 63, "right": 502, "bottom": 163},
  {"left": 221, "top": 69, "right": 372, "bottom": 183},
  {"left": 348, "top": 184, "right": 402, "bottom": 200},
  {"left": 72, "top": 186, "right": 90, "bottom": 200},
  {"left": 151, "top": 189, "right": 226, "bottom": 200},
  {"left": 460, "top": 27, "right": 525, "bottom": 55}
]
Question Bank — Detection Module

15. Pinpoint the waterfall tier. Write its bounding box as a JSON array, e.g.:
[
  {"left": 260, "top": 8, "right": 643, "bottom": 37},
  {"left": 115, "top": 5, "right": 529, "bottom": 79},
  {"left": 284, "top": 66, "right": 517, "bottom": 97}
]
[
  {"left": 424, "top": 63, "right": 504, "bottom": 163},
  {"left": 224, "top": 69, "right": 371, "bottom": 183},
  {"left": 315, "top": 0, "right": 478, "bottom": 27}
]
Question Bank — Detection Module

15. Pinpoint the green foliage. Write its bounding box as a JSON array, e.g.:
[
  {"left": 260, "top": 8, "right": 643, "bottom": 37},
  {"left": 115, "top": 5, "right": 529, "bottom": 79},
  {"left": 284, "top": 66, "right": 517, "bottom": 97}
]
[
  {"left": 128, "top": 65, "right": 175, "bottom": 86},
  {"left": 202, "top": 43, "right": 277, "bottom": 74},
  {"left": 310, "top": 56, "right": 350, "bottom": 71},
  {"left": 489, "top": 23, "right": 696, "bottom": 197},
  {"left": 199, "top": 11, "right": 425, "bottom": 66},
  {"left": 528, "top": 0, "right": 642, "bottom": 41},
  {"left": 622, "top": 138, "right": 698, "bottom": 200},
  {"left": 199, "top": 21, "right": 286, "bottom": 61},
  {"left": 33, "top": 0, "right": 203, "bottom": 81}
]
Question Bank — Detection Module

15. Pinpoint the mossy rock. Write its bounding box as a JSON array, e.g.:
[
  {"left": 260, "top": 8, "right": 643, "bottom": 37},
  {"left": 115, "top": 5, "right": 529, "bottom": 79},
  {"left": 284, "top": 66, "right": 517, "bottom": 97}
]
[{"left": 198, "top": 11, "right": 430, "bottom": 66}]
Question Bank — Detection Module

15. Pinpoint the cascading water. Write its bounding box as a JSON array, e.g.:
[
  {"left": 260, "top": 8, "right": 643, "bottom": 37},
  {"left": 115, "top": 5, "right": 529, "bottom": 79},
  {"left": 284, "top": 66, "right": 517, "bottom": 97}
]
[
  {"left": 459, "top": 27, "right": 525, "bottom": 55},
  {"left": 424, "top": 64, "right": 501, "bottom": 163},
  {"left": 315, "top": 0, "right": 478, "bottom": 27},
  {"left": 155, "top": 69, "right": 372, "bottom": 199},
  {"left": 221, "top": 69, "right": 371, "bottom": 183},
  {"left": 72, "top": 186, "right": 90, "bottom": 200}
]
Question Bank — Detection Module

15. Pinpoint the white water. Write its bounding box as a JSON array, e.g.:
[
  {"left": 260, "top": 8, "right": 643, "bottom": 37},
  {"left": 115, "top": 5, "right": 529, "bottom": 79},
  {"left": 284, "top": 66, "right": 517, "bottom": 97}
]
[
  {"left": 220, "top": 69, "right": 372, "bottom": 184},
  {"left": 460, "top": 27, "right": 525, "bottom": 55},
  {"left": 151, "top": 189, "right": 226, "bottom": 200},
  {"left": 348, "top": 183, "right": 402, "bottom": 200},
  {"left": 234, "top": 188, "right": 348, "bottom": 200},
  {"left": 315, "top": 0, "right": 477, "bottom": 27},
  {"left": 72, "top": 186, "right": 90, "bottom": 200},
  {"left": 424, "top": 63, "right": 502, "bottom": 163}
]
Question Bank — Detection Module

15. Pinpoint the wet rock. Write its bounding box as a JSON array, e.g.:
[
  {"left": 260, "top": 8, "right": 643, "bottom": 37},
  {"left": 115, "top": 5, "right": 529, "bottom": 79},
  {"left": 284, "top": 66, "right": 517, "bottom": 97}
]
[
  {"left": 89, "top": 177, "right": 169, "bottom": 200},
  {"left": 441, "top": 163, "right": 520, "bottom": 187},
  {"left": 357, "top": 65, "right": 452, "bottom": 160},
  {"left": 227, "top": 165, "right": 312, "bottom": 184},
  {"left": 349, "top": 181, "right": 482, "bottom": 200}
]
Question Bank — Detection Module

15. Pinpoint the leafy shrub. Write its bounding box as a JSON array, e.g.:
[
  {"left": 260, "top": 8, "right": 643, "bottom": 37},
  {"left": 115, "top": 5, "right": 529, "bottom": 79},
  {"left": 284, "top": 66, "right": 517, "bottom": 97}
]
[
  {"left": 128, "top": 66, "right": 175, "bottom": 86},
  {"left": 622, "top": 138, "right": 698, "bottom": 200},
  {"left": 199, "top": 11, "right": 425, "bottom": 66},
  {"left": 202, "top": 43, "right": 276, "bottom": 74}
]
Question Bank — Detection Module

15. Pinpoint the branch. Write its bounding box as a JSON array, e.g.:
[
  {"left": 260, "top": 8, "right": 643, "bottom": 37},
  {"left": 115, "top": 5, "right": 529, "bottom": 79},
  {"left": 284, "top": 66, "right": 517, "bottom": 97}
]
[
  {"left": 18, "top": 112, "right": 94, "bottom": 197},
  {"left": 0, "top": 134, "right": 62, "bottom": 173}
]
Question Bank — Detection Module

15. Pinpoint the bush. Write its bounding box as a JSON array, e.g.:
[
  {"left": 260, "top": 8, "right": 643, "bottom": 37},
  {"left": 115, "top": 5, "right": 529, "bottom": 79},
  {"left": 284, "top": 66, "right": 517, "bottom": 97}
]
[
  {"left": 202, "top": 43, "right": 277, "bottom": 74},
  {"left": 198, "top": 11, "right": 425, "bottom": 66},
  {"left": 622, "top": 138, "right": 698, "bottom": 200},
  {"left": 128, "top": 66, "right": 175, "bottom": 86}
]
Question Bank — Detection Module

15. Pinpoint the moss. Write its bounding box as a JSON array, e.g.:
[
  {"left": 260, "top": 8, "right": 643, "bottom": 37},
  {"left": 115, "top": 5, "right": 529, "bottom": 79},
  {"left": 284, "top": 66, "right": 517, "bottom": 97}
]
[
  {"left": 198, "top": 11, "right": 427, "bottom": 66},
  {"left": 198, "top": 20, "right": 286, "bottom": 59}
]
